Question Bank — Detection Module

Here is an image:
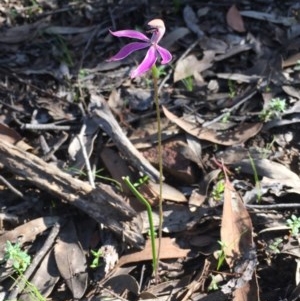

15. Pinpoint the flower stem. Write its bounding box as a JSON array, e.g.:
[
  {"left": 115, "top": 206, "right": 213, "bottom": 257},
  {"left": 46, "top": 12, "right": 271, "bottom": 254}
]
[
  {"left": 122, "top": 176, "right": 157, "bottom": 272},
  {"left": 151, "top": 65, "right": 163, "bottom": 281}
]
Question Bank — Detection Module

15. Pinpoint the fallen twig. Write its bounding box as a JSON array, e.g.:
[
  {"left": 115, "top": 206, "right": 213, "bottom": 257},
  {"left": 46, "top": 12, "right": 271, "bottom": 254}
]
[{"left": 0, "top": 140, "right": 144, "bottom": 248}]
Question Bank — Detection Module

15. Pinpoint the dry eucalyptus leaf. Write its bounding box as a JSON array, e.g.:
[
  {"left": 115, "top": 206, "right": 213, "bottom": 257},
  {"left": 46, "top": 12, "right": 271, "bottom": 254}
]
[
  {"left": 147, "top": 180, "right": 187, "bottom": 203},
  {"left": 282, "top": 85, "right": 300, "bottom": 100},
  {"left": 103, "top": 274, "right": 140, "bottom": 296},
  {"left": 0, "top": 123, "right": 32, "bottom": 151},
  {"left": 174, "top": 52, "right": 215, "bottom": 83},
  {"left": 240, "top": 10, "right": 294, "bottom": 26},
  {"left": 54, "top": 220, "right": 88, "bottom": 299},
  {"left": 183, "top": 5, "right": 204, "bottom": 38},
  {"left": 220, "top": 187, "right": 259, "bottom": 298},
  {"left": 221, "top": 176, "right": 254, "bottom": 269},
  {"left": 174, "top": 55, "right": 199, "bottom": 83},
  {"left": 163, "top": 106, "right": 262, "bottom": 146},
  {"left": 117, "top": 237, "right": 190, "bottom": 267},
  {"left": 283, "top": 53, "right": 300, "bottom": 68},
  {"left": 100, "top": 146, "right": 133, "bottom": 194},
  {"left": 226, "top": 5, "right": 246, "bottom": 33},
  {"left": 231, "top": 158, "right": 300, "bottom": 181},
  {"left": 0, "top": 123, "right": 22, "bottom": 144}
]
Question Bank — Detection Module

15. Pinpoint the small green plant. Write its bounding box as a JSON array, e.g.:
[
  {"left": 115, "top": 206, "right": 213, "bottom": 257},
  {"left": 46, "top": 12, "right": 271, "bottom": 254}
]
[
  {"left": 181, "top": 76, "right": 194, "bottom": 92},
  {"left": 208, "top": 274, "right": 220, "bottom": 291},
  {"left": 287, "top": 214, "right": 300, "bottom": 236},
  {"left": 259, "top": 97, "right": 286, "bottom": 122},
  {"left": 155, "top": 65, "right": 167, "bottom": 78},
  {"left": 215, "top": 240, "right": 227, "bottom": 271},
  {"left": 78, "top": 68, "right": 89, "bottom": 80},
  {"left": 2, "top": 241, "right": 46, "bottom": 301},
  {"left": 4, "top": 241, "right": 31, "bottom": 274},
  {"left": 228, "top": 80, "right": 237, "bottom": 98},
  {"left": 145, "top": 65, "right": 166, "bottom": 88},
  {"left": 68, "top": 167, "right": 122, "bottom": 191},
  {"left": 90, "top": 249, "right": 103, "bottom": 269},
  {"left": 212, "top": 180, "right": 225, "bottom": 202},
  {"left": 221, "top": 111, "right": 231, "bottom": 123},
  {"left": 268, "top": 238, "right": 283, "bottom": 254},
  {"left": 260, "top": 136, "right": 275, "bottom": 159}
]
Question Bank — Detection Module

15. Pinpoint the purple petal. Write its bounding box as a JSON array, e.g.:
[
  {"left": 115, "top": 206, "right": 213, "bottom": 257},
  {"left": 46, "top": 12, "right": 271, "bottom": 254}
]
[
  {"left": 107, "top": 42, "right": 149, "bottom": 61},
  {"left": 109, "top": 29, "right": 149, "bottom": 42},
  {"left": 156, "top": 45, "right": 172, "bottom": 64},
  {"left": 130, "top": 46, "right": 157, "bottom": 78}
]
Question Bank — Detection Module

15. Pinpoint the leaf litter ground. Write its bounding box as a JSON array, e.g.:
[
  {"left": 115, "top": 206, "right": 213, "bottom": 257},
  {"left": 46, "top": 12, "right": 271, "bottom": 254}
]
[{"left": 1, "top": 1, "right": 300, "bottom": 300}]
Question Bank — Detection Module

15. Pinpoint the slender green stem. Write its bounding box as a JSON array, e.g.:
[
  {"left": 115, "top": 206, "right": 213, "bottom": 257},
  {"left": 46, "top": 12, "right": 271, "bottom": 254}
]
[
  {"left": 151, "top": 65, "right": 163, "bottom": 281},
  {"left": 248, "top": 153, "right": 261, "bottom": 202},
  {"left": 122, "top": 176, "right": 157, "bottom": 273}
]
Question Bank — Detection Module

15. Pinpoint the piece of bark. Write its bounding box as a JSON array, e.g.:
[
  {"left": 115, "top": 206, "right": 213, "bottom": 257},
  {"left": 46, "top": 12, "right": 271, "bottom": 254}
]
[
  {"left": 89, "top": 94, "right": 161, "bottom": 182},
  {"left": 0, "top": 140, "right": 144, "bottom": 248}
]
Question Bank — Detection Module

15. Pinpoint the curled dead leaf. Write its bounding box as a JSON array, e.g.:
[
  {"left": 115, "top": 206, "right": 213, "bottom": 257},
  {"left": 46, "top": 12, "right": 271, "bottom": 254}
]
[{"left": 163, "top": 106, "right": 262, "bottom": 146}]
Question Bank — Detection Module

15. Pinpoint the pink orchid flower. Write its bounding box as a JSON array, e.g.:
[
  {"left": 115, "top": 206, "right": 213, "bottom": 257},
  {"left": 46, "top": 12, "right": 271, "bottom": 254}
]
[{"left": 107, "top": 19, "right": 172, "bottom": 78}]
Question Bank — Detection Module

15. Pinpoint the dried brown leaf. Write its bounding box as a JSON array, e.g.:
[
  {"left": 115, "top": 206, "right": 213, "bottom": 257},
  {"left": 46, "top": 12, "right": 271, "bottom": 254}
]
[
  {"left": 174, "top": 55, "right": 199, "bottom": 83},
  {"left": 163, "top": 106, "right": 262, "bottom": 146},
  {"left": 147, "top": 181, "right": 187, "bottom": 203},
  {"left": 283, "top": 52, "right": 300, "bottom": 67},
  {"left": 231, "top": 158, "right": 300, "bottom": 181},
  {"left": 117, "top": 237, "right": 190, "bottom": 267},
  {"left": 220, "top": 169, "right": 258, "bottom": 298},
  {"left": 0, "top": 123, "right": 22, "bottom": 144},
  {"left": 100, "top": 146, "right": 133, "bottom": 194},
  {"left": 226, "top": 5, "right": 246, "bottom": 32},
  {"left": 174, "top": 52, "right": 215, "bottom": 83},
  {"left": 221, "top": 176, "right": 253, "bottom": 268},
  {"left": 183, "top": 5, "right": 204, "bottom": 38},
  {"left": 103, "top": 274, "right": 140, "bottom": 296},
  {"left": 0, "top": 123, "right": 32, "bottom": 150},
  {"left": 54, "top": 220, "right": 88, "bottom": 299}
]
